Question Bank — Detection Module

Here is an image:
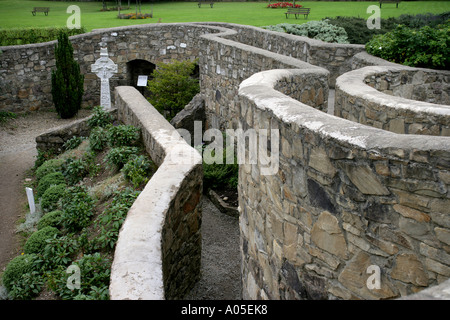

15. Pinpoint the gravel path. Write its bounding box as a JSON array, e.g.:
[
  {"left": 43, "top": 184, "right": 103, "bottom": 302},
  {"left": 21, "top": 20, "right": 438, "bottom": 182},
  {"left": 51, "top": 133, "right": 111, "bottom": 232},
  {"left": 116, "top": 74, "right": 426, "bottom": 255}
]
[
  {"left": 0, "top": 109, "right": 242, "bottom": 300},
  {"left": 0, "top": 109, "right": 92, "bottom": 273},
  {"left": 185, "top": 197, "right": 242, "bottom": 300}
]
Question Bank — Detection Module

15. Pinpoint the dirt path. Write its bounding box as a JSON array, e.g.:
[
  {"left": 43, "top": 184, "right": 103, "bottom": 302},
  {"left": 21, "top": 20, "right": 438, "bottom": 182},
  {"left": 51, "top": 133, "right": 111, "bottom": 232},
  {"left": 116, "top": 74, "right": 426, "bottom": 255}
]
[
  {"left": 186, "top": 197, "right": 241, "bottom": 300},
  {"left": 0, "top": 109, "right": 91, "bottom": 273},
  {"left": 0, "top": 109, "right": 242, "bottom": 300}
]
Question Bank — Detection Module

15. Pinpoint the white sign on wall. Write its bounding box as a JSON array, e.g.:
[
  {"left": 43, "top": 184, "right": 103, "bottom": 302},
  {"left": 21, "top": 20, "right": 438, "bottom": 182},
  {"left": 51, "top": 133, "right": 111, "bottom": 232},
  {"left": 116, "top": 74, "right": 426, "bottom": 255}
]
[{"left": 137, "top": 75, "right": 148, "bottom": 87}]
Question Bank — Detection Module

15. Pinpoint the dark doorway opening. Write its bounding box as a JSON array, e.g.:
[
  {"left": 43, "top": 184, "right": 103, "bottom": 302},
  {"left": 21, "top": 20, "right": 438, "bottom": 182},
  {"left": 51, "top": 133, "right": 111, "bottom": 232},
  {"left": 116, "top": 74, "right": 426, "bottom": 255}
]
[{"left": 126, "top": 59, "right": 156, "bottom": 98}]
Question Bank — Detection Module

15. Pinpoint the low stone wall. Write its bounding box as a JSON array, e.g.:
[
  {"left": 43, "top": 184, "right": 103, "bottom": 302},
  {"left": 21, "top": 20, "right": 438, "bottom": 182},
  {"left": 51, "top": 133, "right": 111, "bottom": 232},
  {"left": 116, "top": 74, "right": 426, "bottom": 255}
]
[
  {"left": 35, "top": 109, "right": 117, "bottom": 153},
  {"left": 109, "top": 86, "right": 203, "bottom": 299},
  {"left": 201, "top": 23, "right": 365, "bottom": 87},
  {"left": 197, "top": 24, "right": 329, "bottom": 131},
  {"left": 238, "top": 69, "right": 450, "bottom": 300},
  {"left": 0, "top": 24, "right": 207, "bottom": 113},
  {"left": 365, "top": 68, "right": 450, "bottom": 106},
  {"left": 335, "top": 66, "right": 450, "bottom": 136}
]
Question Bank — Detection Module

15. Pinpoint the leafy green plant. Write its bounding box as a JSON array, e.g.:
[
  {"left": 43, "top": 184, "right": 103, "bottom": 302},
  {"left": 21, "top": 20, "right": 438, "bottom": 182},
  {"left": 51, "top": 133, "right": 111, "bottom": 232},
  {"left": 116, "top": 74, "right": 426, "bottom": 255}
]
[
  {"left": 203, "top": 146, "right": 239, "bottom": 190},
  {"left": 51, "top": 32, "right": 84, "bottom": 119},
  {"left": 2, "top": 254, "right": 39, "bottom": 292},
  {"left": 263, "top": 21, "right": 349, "bottom": 43},
  {"left": 60, "top": 186, "right": 95, "bottom": 232},
  {"left": 34, "top": 149, "right": 57, "bottom": 169},
  {"left": 24, "top": 226, "right": 60, "bottom": 255},
  {"left": 8, "top": 271, "right": 44, "bottom": 300},
  {"left": 41, "top": 184, "right": 66, "bottom": 212},
  {"left": 62, "top": 157, "right": 88, "bottom": 185},
  {"left": 0, "top": 111, "right": 17, "bottom": 123},
  {"left": 35, "top": 158, "right": 65, "bottom": 182},
  {"left": 105, "top": 146, "right": 139, "bottom": 169},
  {"left": 87, "top": 106, "right": 113, "bottom": 128},
  {"left": 366, "top": 22, "right": 449, "bottom": 70},
  {"left": 147, "top": 59, "right": 200, "bottom": 121},
  {"left": 49, "top": 253, "right": 111, "bottom": 300},
  {"left": 63, "top": 136, "right": 86, "bottom": 151},
  {"left": 122, "top": 155, "right": 155, "bottom": 188},
  {"left": 40, "top": 234, "right": 79, "bottom": 270},
  {"left": 0, "top": 26, "right": 86, "bottom": 46},
  {"left": 88, "top": 126, "right": 109, "bottom": 151},
  {"left": 36, "top": 172, "right": 66, "bottom": 198},
  {"left": 107, "top": 124, "right": 140, "bottom": 147},
  {"left": 92, "top": 188, "right": 140, "bottom": 251},
  {"left": 37, "top": 210, "right": 63, "bottom": 230}
]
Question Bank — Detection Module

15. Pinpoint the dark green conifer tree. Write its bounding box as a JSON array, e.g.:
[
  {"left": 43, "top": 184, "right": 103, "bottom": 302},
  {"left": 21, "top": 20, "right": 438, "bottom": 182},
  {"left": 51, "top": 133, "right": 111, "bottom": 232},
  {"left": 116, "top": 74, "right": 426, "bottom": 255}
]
[{"left": 51, "top": 32, "right": 84, "bottom": 119}]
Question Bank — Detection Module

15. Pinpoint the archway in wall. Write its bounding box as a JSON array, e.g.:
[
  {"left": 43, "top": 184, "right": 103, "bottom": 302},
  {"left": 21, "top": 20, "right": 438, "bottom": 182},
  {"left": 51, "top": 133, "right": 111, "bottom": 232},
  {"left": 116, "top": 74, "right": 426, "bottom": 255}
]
[{"left": 126, "top": 59, "right": 156, "bottom": 98}]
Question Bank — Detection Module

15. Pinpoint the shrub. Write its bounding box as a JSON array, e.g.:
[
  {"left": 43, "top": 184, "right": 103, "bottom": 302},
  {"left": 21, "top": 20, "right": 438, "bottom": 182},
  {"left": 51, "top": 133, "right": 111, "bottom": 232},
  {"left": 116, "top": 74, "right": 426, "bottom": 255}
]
[
  {"left": 8, "top": 271, "right": 44, "bottom": 300},
  {"left": 107, "top": 124, "right": 140, "bottom": 147},
  {"left": 324, "top": 16, "right": 394, "bottom": 44},
  {"left": 62, "top": 157, "right": 89, "bottom": 185},
  {"left": 89, "top": 126, "right": 109, "bottom": 151},
  {"left": 0, "top": 27, "right": 86, "bottom": 46},
  {"left": 87, "top": 106, "right": 113, "bottom": 128},
  {"left": 366, "top": 22, "right": 450, "bottom": 70},
  {"left": 203, "top": 146, "right": 239, "bottom": 190},
  {"left": 60, "top": 186, "right": 95, "bottom": 232},
  {"left": 147, "top": 59, "right": 200, "bottom": 121},
  {"left": 36, "top": 172, "right": 66, "bottom": 198},
  {"left": 41, "top": 234, "right": 79, "bottom": 270},
  {"left": 41, "top": 184, "right": 66, "bottom": 212},
  {"left": 34, "top": 149, "right": 57, "bottom": 169},
  {"left": 105, "top": 146, "right": 140, "bottom": 169},
  {"left": 92, "top": 188, "right": 140, "bottom": 251},
  {"left": 37, "top": 210, "right": 63, "bottom": 230},
  {"left": 0, "top": 111, "right": 16, "bottom": 123},
  {"left": 2, "top": 254, "right": 39, "bottom": 292},
  {"left": 122, "top": 155, "right": 155, "bottom": 188},
  {"left": 24, "top": 226, "right": 59, "bottom": 254},
  {"left": 51, "top": 32, "right": 84, "bottom": 119},
  {"left": 63, "top": 136, "right": 86, "bottom": 151},
  {"left": 35, "top": 158, "right": 65, "bottom": 182},
  {"left": 49, "top": 253, "right": 111, "bottom": 300},
  {"left": 263, "top": 21, "right": 349, "bottom": 43}
]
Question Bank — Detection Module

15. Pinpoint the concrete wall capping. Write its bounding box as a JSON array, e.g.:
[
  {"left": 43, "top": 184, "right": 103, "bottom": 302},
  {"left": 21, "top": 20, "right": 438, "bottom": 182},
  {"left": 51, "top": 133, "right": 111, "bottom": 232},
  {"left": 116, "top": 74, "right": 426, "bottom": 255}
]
[
  {"left": 4, "top": 22, "right": 449, "bottom": 300},
  {"left": 335, "top": 66, "right": 450, "bottom": 136},
  {"left": 110, "top": 86, "right": 203, "bottom": 300}
]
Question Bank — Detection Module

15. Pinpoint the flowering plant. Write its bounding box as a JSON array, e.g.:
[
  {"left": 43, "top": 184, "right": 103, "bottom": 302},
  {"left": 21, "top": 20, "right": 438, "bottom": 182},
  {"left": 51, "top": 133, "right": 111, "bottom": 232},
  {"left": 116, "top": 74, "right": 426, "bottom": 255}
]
[
  {"left": 118, "top": 13, "right": 152, "bottom": 19},
  {"left": 267, "top": 2, "right": 302, "bottom": 8}
]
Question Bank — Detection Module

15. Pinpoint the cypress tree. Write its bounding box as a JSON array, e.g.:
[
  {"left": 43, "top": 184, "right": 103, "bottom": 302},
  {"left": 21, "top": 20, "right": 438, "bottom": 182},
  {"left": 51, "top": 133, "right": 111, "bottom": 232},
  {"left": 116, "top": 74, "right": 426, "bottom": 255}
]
[{"left": 51, "top": 32, "right": 84, "bottom": 119}]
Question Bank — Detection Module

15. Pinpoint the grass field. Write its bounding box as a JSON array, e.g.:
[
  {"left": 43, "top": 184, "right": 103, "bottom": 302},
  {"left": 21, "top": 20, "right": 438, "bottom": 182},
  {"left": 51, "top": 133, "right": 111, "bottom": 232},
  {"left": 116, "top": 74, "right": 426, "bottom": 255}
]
[{"left": 0, "top": 0, "right": 449, "bottom": 31}]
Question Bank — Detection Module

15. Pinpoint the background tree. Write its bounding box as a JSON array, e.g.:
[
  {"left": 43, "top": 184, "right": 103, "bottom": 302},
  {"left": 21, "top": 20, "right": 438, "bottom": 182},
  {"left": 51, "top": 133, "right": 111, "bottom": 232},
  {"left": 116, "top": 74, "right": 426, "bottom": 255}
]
[
  {"left": 146, "top": 59, "right": 199, "bottom": 121},
  {"left": 51, "top": 32, "right": 84, "bottom": 119}
]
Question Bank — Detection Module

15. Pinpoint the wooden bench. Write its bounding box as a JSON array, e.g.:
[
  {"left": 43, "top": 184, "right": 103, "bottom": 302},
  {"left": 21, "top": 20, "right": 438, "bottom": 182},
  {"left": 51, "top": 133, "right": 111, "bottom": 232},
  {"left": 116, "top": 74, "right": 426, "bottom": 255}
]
[
  {"left": 379, "top": 0, "right": 400, "bottom": 8},
  {"left": 198, "top": 1, "right": 214, "bottom": 8},
  {"left": 31, "top": 7, "right": 50, "bottom": 16},
  {"left": 285, "top": 7, "right": 310, "bottom": 19}
]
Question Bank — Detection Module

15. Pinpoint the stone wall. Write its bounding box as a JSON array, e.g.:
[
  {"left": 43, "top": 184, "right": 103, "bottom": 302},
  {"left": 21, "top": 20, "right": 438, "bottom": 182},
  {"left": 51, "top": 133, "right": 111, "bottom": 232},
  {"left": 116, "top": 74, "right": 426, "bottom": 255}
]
[
  {"left": 238, "top": 69, "right": 450, "bottom": 300},
  {"left": 0, "top": 24, "right": 208, "bottom": 112},
  {"left": 197, "top": 24, "right": 329, "bottom": 131},
  {"left": 3, "top": 22, "right": 450, "bottom": 299},
  {"left": 335, "top": 66, "right": 450, "bottom": 136},
  {"left": 202, "top": 23, "right": 365, "bottom": 87},
  {"left": 109, "top": 86, "right": 203, "bottom": 299},
  {"left": 35, "top": 109, "right": 117, "bottom": 153}
]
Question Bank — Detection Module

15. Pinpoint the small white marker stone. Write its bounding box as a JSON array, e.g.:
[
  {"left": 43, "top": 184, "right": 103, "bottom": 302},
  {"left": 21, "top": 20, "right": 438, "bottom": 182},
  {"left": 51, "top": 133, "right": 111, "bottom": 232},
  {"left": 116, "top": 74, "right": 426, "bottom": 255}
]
[{"left": 26, "top": 187, "right": 35, "bottom": 214}]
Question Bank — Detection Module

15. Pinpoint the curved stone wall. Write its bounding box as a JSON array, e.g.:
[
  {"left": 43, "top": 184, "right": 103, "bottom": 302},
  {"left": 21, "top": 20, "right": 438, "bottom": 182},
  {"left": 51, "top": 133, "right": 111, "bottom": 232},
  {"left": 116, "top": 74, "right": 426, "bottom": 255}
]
[
  {"left": 239, "top": 69, "right": 450, "bottom": 300},
  {"left": 110, "top": 86, "right": 203, "bottom": 300},
  {"left": 3, "top": 22, "right": 449, "bottom": 299},
  {"left": 335, "top": 66, "right": 450, "bottom": 136}
]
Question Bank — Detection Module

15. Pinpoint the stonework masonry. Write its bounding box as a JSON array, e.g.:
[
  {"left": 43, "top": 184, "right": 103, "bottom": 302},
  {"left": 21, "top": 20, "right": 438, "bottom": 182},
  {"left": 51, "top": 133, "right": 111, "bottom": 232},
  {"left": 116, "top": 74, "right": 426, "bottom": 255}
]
[{"left": 2, "top": 22, "right": 449, "bottom": 299}]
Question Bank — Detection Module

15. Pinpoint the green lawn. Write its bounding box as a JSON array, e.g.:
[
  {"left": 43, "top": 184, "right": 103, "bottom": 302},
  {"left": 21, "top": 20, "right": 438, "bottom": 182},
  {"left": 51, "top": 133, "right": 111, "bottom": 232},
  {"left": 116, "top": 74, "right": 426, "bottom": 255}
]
[{"left": 0, "top": 0, "right": 449, "bottom": 31}]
